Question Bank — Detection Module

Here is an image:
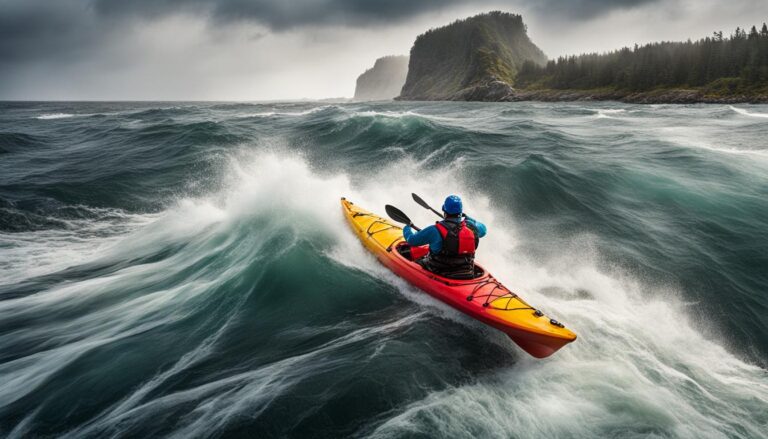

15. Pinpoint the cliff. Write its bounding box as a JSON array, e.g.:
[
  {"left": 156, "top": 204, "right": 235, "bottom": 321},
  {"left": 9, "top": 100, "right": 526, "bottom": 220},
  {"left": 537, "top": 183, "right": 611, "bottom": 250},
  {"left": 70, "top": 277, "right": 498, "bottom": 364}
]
[
  {"left": 398, "top": 12, "right": 547, "bottom": 101},
  {"left": 353, "top": 55, "right": 409, "bottom": 101}
]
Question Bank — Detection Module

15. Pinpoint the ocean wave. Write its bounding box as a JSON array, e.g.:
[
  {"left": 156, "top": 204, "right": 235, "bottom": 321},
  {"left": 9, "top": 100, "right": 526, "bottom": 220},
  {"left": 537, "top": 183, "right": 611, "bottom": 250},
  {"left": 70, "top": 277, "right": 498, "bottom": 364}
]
[
  {"left": 0, "top": 207, "right": 157, "bottom": 286},
  {"left": 2, "top": 102, "right": 768, "bottom": 437},
  {"left": 366, "top": 233, "right": 768, "bottom": 438},
  {"left": 350, "top": 109, "right": 463, "bottom": 122},
  {"left": 0, "top": 132, "right": 43, "bottom": 153},
  {"left": 3, "top": 150, "right": 767, "bottom": 436},
  {"left": 234, "top": 105, "right": 337, "bottom": 119},
  {"left": 692, "top": 144, "right": 768, "bottom": 157},
  {"left": 656, "top": 126, "right": 768, "bottom": 158},
  {"left": 729, "top": 105, "right": 768, "bottom": 118},
  {"left": 60, "top": 312, "right": 427, "bottom": 438}
]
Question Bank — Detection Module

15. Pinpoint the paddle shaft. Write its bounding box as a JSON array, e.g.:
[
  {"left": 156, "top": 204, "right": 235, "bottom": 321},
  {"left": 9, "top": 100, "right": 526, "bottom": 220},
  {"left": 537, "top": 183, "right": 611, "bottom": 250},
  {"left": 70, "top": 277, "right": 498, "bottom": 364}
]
[{"left": 412, "top": 193, "right": 470, "bottom": 220}]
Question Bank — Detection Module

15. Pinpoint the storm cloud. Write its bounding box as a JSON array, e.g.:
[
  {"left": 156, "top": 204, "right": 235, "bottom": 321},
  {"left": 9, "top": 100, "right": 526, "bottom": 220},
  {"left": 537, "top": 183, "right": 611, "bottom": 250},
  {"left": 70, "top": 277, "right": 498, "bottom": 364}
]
[
  {"left": 90, "top": 0, "right": 659, "bottom": 29},
  {"left": 1, "top": 0, "right": 766, "bottom": 99},
  {"left": 0, "top": 0, "right": 658, "bottom": 62},
  {"left": 92, "top": 0, "right": 468, "bottom": 29}
]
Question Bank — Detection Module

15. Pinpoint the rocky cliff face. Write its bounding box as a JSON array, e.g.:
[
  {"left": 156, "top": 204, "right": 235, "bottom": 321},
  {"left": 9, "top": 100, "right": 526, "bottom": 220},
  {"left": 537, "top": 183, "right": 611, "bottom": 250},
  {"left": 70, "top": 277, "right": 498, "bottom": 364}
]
[
  {"left": 353, "top": 55, "right": 409, "bottom": 101},
  {"left": 398, "top": 12, "right": 546, "bottom": 101}
]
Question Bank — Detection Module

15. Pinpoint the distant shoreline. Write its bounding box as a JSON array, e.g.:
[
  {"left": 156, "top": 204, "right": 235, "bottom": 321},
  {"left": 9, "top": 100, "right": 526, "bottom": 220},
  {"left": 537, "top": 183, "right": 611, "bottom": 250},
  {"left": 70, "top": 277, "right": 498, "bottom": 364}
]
[
  {"left": 504, "top": 88, "right": 768, "bottom": 104},
  {"left": 395, "top": 87, "right": 768, "bottom": 104}
]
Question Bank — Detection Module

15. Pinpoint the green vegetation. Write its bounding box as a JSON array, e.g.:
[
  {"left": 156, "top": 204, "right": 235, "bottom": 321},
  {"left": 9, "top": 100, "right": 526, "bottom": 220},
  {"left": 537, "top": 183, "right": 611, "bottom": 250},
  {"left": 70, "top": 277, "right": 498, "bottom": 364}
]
[
  {"left": 516, "top": 24, "right": 768, "bottom": 95},
  {"left": 399, "top": 11, "right": 546, "bottom": 100},
  {"left": 475, "top": 48, "right": 516, "bottom": 85}
]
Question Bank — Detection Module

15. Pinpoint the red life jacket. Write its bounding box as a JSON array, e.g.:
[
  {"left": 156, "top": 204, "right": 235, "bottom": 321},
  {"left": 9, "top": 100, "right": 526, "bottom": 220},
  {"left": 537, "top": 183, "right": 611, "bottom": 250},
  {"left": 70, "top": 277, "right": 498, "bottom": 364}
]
[
  {"left": 424, "top": 220, "right": 479, "bottom": 279},
  {"left": 434, "top": 220, "right": 478, "bottom": 256}
]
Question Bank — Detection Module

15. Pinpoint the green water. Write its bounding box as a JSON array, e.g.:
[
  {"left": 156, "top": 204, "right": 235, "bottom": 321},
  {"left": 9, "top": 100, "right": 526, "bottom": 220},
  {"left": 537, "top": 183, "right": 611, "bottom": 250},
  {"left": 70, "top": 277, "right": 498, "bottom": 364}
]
[{"left": 0, "top": 101, "right": 767, "bottom": 438}]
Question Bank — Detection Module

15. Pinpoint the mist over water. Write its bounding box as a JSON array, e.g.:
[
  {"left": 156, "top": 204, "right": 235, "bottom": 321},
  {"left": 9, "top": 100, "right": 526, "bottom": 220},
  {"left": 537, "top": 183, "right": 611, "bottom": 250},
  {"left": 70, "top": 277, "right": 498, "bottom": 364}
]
[{"left": 1, "top": 101, "right": 767, "bottom": 438}]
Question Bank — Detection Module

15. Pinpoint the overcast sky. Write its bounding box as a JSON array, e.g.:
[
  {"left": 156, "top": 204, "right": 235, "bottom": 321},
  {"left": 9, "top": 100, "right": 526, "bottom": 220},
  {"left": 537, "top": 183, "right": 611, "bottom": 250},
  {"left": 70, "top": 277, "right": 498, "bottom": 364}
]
[{"left": 1, "top": 0, "right": 766, "bottom": 100}]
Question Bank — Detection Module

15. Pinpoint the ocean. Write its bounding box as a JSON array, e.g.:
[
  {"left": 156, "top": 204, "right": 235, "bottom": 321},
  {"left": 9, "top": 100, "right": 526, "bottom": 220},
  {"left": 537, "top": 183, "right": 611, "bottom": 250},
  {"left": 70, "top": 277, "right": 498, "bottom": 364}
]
[{"left": 1, "top": 101, "right": 767, "bottom": 438}]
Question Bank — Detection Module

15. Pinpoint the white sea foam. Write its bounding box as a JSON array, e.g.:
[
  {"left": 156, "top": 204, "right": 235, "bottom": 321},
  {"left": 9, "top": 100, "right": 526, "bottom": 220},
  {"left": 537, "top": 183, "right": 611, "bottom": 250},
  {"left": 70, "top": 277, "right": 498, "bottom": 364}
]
[
  {"left": 729, "top": 105, "right": 768, "bottom": 118},
  {"left": 237, "top": 111, "right": 276, "bottom": 117},
  {"left": 352, "top": 109, "right": 463, "bottom": 122},
  {"left": 35, "top": 113, "right": 76, "bottom": 120},
  {"left": 657, "top": 125, "right": 768, "bottom": 159},
  {"left": 594, "top": 108, "right": 627, "bottom": 119},
  {"left": 0, "top": 208, "right": 157, "bottom": 285},
  {"left": 235, "top": 105, "right": 334, "bottom": 118}
]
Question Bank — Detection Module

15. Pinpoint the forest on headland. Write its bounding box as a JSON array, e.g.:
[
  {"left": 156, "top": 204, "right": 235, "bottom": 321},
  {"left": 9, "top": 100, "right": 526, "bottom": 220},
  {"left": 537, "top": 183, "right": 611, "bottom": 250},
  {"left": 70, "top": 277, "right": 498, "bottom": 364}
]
[
  {"left": 516, "top": 24, "right": 768, "bottom": 98},
  {"left": 359, "top": 10, "right": 768, "bottom": 103}
]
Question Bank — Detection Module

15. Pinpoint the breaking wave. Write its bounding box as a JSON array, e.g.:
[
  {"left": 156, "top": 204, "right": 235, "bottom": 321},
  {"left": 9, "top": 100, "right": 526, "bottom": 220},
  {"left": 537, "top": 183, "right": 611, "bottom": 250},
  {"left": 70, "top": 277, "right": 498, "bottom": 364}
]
[
  {"left": 730, "top": 105, "right": 768, "bottom": 118},
  {"left": 1, "top": 100, "right": 767, "bottom": 438},
  {"left": 35, "top": 113, "right": 77, "bottom": 120}
]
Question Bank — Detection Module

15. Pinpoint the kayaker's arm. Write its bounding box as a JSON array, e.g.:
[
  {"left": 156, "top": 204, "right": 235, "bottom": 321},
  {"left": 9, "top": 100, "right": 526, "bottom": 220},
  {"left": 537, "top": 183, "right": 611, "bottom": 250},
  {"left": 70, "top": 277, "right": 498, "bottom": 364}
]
[
  {"left": 403, "top": 225, "right": 442, "bottom": 249},
  {"left": 464, "top": 216, "right": 487, "bottom": 238}
]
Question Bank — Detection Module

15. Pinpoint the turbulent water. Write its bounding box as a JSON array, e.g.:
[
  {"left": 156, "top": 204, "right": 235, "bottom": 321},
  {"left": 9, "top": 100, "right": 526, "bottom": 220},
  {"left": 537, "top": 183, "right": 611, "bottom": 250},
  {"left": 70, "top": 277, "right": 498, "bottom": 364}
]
[{"left": 1, "top": 101, "right": 767, "bottom": 438}]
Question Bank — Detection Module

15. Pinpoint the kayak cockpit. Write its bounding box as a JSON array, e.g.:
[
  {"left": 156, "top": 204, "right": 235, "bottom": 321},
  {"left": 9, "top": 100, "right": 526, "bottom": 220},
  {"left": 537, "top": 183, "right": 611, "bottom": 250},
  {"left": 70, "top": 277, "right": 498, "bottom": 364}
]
[{"left": 394, "top": 242, "right": 486, "bottom": 280}]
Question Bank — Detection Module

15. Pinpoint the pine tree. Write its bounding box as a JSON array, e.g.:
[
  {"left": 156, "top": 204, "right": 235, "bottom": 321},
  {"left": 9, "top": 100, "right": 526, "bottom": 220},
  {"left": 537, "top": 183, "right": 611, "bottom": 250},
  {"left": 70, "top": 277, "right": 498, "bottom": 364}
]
[{"left": 510, "top": 24, "right": 768, "bottom": 93}]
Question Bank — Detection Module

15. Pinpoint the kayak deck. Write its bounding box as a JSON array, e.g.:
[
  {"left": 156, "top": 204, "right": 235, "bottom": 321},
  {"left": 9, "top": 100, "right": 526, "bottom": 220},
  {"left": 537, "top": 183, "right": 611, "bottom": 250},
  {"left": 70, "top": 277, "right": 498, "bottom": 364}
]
[{"left": 341, "top": 197, "right": 576, "bottom": 358}]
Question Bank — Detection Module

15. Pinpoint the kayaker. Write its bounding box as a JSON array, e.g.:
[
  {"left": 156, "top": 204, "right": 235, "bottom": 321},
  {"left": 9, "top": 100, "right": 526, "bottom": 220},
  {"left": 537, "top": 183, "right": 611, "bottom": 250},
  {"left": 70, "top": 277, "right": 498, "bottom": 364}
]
[{"left": 403, "top": 195, "right": 487, "bottom": 278}]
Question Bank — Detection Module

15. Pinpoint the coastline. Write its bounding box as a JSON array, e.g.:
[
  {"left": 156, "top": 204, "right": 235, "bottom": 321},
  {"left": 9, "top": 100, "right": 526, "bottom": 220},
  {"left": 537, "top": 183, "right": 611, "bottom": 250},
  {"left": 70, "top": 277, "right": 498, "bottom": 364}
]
[
  {"left": 398, "top": 84, "right": 768, "bottom": 104},
  {"left": 504, "top": 88, "right": 768, "bottom": 104}
]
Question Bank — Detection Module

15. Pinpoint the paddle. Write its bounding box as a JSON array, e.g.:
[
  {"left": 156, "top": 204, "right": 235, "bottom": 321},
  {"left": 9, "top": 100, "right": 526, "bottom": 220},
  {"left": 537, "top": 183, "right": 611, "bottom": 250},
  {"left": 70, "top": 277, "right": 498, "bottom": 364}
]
[
  {"left": 413, "top": 193, "right": 472, "bottom": 219},
  {"left": 385, "top": 204, "right": 420, "bottom": 231},
  {"left": 411, "top": 193, "right": 443, "bottom": 219}
]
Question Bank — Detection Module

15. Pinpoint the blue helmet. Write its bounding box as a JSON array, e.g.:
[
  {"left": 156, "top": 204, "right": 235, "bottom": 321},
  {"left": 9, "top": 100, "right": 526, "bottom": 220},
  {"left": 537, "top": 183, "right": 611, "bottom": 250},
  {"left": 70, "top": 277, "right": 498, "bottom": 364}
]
[{"left": 442, "top": 195, "right": 463, "bottom": 215}]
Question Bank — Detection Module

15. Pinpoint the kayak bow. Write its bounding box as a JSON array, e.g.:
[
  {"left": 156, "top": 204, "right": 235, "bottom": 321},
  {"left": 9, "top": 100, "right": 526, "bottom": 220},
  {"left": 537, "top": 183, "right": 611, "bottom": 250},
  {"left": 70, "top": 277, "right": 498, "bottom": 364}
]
[{"left": 341, "top": 197, "right": 576, "bottom": 358}]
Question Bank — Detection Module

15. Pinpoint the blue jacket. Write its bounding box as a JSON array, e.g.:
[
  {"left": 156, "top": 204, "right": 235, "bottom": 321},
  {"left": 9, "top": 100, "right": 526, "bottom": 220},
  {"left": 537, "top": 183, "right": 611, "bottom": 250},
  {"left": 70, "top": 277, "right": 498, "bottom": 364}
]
[{"left": 403, "top": 216, "right": 487, "bottom": 253}]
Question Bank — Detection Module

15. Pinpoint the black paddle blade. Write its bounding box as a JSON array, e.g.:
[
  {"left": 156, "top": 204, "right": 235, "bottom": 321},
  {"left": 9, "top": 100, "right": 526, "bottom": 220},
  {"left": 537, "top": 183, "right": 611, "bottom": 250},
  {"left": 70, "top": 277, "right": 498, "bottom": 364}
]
[
  {"left": 385, "top": 205, "right": 420, "bottom": 231},
  {"left": 412, "top": 193, "right": 443, "bottom": 218},
  {"left": 411, "top": 193, "right": 431, "bottom": 209}
]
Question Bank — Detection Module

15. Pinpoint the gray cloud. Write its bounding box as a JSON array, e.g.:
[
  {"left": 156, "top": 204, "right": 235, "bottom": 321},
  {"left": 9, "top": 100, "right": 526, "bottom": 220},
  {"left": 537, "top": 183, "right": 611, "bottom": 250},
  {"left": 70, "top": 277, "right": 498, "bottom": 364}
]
[
  {"left": 529, "top": 0, "right": 657, "bottom": 20},
  {"left": 0, "top": 1, "right": 94, "bottom": 61},
  {"left": 92, "top": 0, "right": 468, "bottom": 29},
  {"left": 1, "top": 0, "right": 765, "bottom": 99},
  {"left": 89, "top": 0, "right": 665, "bottom": 29},
  {"left": 0, "top": 0, "right": 660, "bottom": 64},
  {"left": 1, "top": 0, "right": 467, "bottom": 65}
]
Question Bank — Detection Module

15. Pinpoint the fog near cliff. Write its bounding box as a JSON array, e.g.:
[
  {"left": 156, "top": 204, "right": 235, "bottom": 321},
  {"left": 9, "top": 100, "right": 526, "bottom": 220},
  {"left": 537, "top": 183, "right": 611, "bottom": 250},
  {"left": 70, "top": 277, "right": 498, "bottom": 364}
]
[{"left": 1, "top": 0, "right": 766, "bottom": 100}]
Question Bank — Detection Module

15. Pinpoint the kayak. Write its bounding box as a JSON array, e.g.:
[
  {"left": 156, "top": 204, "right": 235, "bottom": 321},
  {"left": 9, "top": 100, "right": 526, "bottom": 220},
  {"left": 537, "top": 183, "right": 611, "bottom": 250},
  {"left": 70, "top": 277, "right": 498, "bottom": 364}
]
[{"left": 341, "top": 198, "right": 576, "bottom": 358}]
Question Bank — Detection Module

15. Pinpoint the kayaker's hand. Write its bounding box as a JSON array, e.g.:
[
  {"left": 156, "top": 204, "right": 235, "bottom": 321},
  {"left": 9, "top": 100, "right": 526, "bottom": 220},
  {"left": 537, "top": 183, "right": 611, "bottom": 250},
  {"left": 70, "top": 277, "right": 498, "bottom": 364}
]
[{"left": 403, "top": 224, "right": 414, "bottom": 240}]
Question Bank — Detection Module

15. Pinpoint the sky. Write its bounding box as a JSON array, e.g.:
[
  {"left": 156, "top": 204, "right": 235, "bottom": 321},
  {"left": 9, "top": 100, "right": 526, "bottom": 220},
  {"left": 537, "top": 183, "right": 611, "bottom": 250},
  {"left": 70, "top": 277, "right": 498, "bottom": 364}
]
[{"left": 1, "top": 0, "right": 766, "bottom": 100}]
